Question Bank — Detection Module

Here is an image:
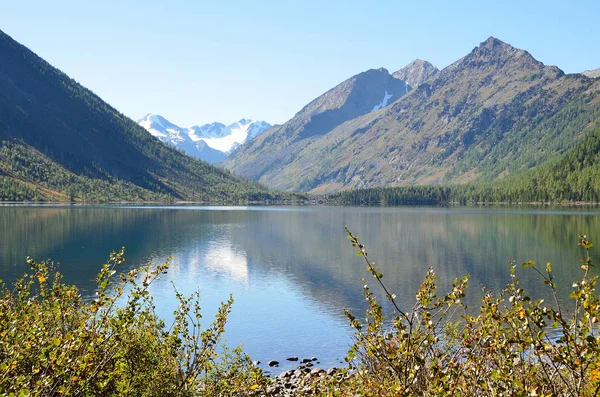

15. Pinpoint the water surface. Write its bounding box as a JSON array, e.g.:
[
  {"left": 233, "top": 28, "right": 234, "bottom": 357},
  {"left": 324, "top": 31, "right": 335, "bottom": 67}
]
[{"left": 1, "top": 205, "right": 599, "bottom": 372}]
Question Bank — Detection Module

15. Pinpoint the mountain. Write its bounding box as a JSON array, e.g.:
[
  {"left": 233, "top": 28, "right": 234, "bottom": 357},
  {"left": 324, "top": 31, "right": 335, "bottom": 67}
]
[
  {"left": 582, "top": 68, "right": 600, "bottom": 78},
  {"left": 392, "top": 59, "right": 439, "bottom": 87},
  {"left": 138, "top": 115, "right": 271, "bottom": 163},
  {"left": 331, "top": 123, "right": 600, "bottom": 205},
  {"left": 223, "top": 67, "right": 411, "bottom": 182},
  {"left": 225, "top": 37, "right": 600, "bottom": 194},
  {"left": 0, "top": 29, "right": 291, "bottom": 202}
]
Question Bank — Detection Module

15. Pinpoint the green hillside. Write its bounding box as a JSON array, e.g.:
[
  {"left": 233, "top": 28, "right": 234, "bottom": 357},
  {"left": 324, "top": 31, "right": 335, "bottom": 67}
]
[
  {"left": 0, "top": 30, "right": 294, "bottom": 202},
  {"left": 329, "top": 125, "right": 600, "bottom": 205}
]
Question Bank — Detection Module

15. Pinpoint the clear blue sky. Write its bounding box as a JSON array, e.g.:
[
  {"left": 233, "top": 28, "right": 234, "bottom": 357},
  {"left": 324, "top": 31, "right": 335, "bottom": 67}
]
[{"left": 2, "top": 0, "right": 599, "bottom": 127}]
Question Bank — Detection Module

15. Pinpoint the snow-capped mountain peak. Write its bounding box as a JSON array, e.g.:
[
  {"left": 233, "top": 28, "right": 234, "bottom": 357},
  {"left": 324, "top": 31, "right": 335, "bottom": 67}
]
[
  {"left": 188, "top": 122, "right": 228, "bottom": 140},
  {"left": 139, "top": 114, "right": 174, "bottom": 138},
  {"left": 137, "top": 114, "right": 271, "bottom": 163}
]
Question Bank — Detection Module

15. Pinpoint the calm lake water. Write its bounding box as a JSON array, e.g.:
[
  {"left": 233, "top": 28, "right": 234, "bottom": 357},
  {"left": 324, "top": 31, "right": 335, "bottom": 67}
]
[{"left": 1, "top": 205, "right": 599, "bottom": 373}]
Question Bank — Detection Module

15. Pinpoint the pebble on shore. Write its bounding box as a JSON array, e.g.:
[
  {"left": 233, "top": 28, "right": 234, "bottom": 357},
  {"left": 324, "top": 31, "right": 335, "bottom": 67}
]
[
  {"left": 266, "top": 366, "right": 349, "bottom": 396},
  {"left": 256, "top": 356, "right": 354, "bottom": 396}
]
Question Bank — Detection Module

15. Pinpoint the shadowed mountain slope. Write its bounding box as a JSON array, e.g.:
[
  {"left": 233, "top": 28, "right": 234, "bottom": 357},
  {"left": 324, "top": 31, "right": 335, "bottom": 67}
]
[
  {"left": 0, "top": 29, "right": 287, "bottom": 202},
  {"left": 223, "top": 68, "right": 410, "bottom": 182}
]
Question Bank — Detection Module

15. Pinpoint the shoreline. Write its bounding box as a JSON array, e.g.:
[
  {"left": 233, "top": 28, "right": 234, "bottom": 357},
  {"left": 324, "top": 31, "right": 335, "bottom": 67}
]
[{"left": 1, "top": 198, "right": 600, "bottom": 207}]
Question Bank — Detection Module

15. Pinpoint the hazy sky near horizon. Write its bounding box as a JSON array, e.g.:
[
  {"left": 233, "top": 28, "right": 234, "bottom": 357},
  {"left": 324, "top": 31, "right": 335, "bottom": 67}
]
[{"left": 2, "top": 0, "right": 599, "bottom": 126}]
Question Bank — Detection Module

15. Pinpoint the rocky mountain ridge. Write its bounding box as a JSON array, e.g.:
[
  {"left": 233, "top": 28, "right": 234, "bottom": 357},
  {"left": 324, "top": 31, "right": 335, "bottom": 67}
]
[
  {"left": 392, "top": 59, "right": 439, "bottom": 87},
  {"left": 582, "top": 68, "right": 600, "bottom": 79}
]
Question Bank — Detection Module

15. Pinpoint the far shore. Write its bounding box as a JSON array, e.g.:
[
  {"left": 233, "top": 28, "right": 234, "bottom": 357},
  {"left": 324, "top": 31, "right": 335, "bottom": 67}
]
[{"left": 1, "top": 199, "right": 600, "bottom": 207}]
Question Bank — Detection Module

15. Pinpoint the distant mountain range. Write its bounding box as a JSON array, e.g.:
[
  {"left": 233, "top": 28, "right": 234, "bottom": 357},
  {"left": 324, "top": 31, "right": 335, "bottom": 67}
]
[
  {"left": 0, "top": 29, "right": 289, "bottom": 202},
  {"left": 225, "top": 37, "right": 600, "bottom": 194},
  {"left": 138, "top": 115, "right": 271, "bottom": 163}
]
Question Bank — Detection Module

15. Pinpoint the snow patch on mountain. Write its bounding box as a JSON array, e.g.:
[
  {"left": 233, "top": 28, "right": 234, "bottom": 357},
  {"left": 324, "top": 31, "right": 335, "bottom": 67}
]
[{"left": 371, "top": 91, "right": 393, "bottom": 112}]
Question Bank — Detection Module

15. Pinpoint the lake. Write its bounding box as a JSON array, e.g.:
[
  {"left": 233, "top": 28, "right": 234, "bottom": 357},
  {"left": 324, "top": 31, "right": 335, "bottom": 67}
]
[{"left": 1, "top": 205, "right": 599, "bottom": 373}]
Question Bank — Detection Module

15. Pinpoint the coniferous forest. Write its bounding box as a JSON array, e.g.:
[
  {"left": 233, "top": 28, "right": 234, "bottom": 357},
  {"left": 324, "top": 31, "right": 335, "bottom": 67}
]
[{"left": 329, "top": 124, "right": 600, "bottom": 206}]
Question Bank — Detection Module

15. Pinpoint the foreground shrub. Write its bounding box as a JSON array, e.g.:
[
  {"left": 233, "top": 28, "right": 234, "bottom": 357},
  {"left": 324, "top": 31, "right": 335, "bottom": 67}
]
[
  {"left": 333, "top": 228, "right": 600, "bottom": 396},
  {"left": 0, "top": 250, "right": 267, "bottom": 396}
]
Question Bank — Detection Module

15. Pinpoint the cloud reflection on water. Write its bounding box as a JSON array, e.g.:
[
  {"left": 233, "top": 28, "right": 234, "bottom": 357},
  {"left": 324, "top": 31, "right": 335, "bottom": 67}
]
[{"left": 204, "top": 240, "right": 248, "bottom": 283}]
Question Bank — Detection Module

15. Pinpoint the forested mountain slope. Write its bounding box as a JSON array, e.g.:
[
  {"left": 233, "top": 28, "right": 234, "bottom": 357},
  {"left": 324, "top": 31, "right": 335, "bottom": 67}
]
[
  {"left": 0, "top": 29, "right": 286, "bottom": 202},
  {"left": 329, "top": 124, "right": 600, "bottom": 205}
]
